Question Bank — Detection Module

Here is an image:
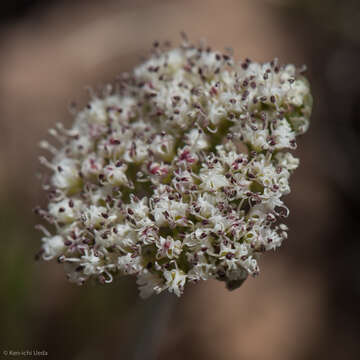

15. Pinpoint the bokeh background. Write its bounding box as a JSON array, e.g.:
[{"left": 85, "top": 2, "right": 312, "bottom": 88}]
[{"left": 1, "top": 0, "right": 360, "bottom": 359}]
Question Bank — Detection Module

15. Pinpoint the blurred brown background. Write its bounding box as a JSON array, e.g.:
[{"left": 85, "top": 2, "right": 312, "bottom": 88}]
[{"left": 1, "top": 0, "right": 359, "bottom": 359}]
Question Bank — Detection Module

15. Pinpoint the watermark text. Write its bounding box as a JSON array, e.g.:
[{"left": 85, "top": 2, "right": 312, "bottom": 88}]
[{"left": 2, "top": 350, "right": 48, "bottom": 357}]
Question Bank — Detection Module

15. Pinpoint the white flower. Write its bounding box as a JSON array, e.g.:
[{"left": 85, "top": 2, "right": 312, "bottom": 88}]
[
  {"left": 185, "top": 128, "right": 209, "bottom": 151},
  {"left": 81, "top": 154, "right": 104, "bottom": 178},
  {"left": 163, "top": 268, "right": 187, "bottom": 297},
  {"left": 64, "top": 263, "right": 88, "bottom": 285},
  {"left": 103, "top": 161, "right": 128, "bottom": 186},
  {"left": 118, "top": 253, "right": 142, "bottom": 275},
  {"left": 275, "top": 152, "right": 299, "bottom": 171},
  {"left": 187, "top": 262, "right": 214, "bottom": 282},
  {"left": 137, "top": 270, "right": 165, "bottom": 298},
  {"left": 36, "top": 38, "right": 311, "bottom": 298},
  {"left": 156, "top": 236, "right": 182, "bottom": 259},
  {"left": 48, "top": 199, "right": 79, "bottom": 224},
  {"left": 82, "top": 205, "right": 109, "bottom": 228},
  {"left": 152, "top": 197, "right": 188, "bottom": 226},
  {"left": 127, "top": 197, "right": 150, "bottom": 221},
  {"left": 42, "top": 235, "right": 65, "bottom": 260},
  {"left": 80, "top": 249, "right": 102, "bottom": 275},
  {"left": 51, "top": 158, "right": 81, "bottom": 192},
  {"left": 272, "top": 118, "right": 296, "bottom": 150},
  {"left": 287, "top": 79, "right": 309, "bottom": 107},
  {"left": 200, "top": 166, "right": 229, "bottom": 191}
]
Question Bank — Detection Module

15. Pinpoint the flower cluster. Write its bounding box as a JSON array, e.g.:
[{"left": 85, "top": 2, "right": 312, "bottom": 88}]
[{"left": 36, "top": 39, "right": 312, "bottom": 298}]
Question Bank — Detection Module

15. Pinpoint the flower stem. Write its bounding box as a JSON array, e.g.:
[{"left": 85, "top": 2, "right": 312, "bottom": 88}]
[{"left": 132, "top": 292, "right": 177, "bottom": 360}]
